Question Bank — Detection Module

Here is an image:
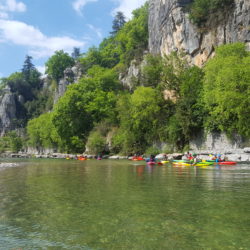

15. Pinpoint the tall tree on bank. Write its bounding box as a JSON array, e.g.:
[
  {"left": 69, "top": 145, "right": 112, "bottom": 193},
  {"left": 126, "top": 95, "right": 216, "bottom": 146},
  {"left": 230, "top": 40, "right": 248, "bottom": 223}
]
[
  {"left": 110, "top": 11, "right": 126, "bottom": 35},
  {"left": 203, "top": 42, "right": 250, "bottom": 137}
]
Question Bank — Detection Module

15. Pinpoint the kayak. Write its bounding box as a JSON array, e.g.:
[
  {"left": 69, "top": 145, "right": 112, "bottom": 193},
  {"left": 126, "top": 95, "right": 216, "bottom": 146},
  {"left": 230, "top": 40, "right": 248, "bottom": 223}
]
[
  {"left": 172, "top": 160, "right": 190, "bottom": 163},
  {"left": 173, "top": 162, "right": 191, "bottom": 166},
  {"left": 78, "top": 157, "right": 87, "bottom": 161},
  {"left": 195, "top": 163, "right": 213, "bottom": 167},
  {"left": 132, "top": 157, "right": 144, "bottom": 161},
  {"left": 195, "top": 162, "right": 214, "bottom": 166},
  {"left": 161, "top": 160, "right": 169, "bottom": 164},
  {"left": 147, "top": 161, "right": 156, "bottom": 165},
  {"left": 217, "top": 161, "right": 236, "bottom": 165}
]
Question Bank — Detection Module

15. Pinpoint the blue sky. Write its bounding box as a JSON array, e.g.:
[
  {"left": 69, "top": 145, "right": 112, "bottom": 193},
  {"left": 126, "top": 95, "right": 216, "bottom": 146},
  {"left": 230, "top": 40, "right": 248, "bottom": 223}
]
[{"left": 0, "top": 0, "right": 146, "bottom": 78}]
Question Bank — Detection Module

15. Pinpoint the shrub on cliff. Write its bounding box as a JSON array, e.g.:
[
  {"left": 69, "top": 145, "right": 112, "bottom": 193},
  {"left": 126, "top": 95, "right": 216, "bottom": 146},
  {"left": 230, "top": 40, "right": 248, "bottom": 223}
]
[{"left": 189, "top": 0, "right": 234, "bottom": 26}]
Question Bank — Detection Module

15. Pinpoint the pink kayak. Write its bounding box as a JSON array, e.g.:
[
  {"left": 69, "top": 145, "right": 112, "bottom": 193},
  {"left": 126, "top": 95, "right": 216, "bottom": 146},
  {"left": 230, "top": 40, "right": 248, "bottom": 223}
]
[{"left": 147, "top": 161, "right": 156, "bottom": 165}]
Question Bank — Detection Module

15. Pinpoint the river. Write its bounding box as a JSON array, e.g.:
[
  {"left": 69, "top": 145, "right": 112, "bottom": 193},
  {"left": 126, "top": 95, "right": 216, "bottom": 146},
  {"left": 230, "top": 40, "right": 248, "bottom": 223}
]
[{"left": 0, "top": 158, "right": 249, "bottom": 249}]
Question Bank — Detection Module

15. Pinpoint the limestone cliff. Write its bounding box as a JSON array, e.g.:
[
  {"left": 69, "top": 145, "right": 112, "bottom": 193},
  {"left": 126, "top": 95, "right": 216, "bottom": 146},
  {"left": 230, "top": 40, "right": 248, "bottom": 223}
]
[
  {"left": 0, "top": 86, "right": 16, "bottom": 136},
  {"left": 54, "top": 61, "right": 83, "bottom": 103},
  {"left": 149, "top": 0, "right": 250, "bottom": 66}
]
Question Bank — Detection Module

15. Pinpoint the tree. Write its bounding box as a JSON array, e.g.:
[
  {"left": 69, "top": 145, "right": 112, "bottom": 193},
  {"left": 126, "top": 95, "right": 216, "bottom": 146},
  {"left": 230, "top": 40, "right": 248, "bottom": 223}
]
[
  {"left": 203, "top": 42, "right": 250, "bottom": 137},
  {"left": 72, "top": 47, "right": 81, "bottom": 59},
  {"left": 27, "top": 112, "right": 62, "bottom": 150},
  {"left": 86, "top": 130, "right": 106, "bottom": 154},
  {"left": 115, "top": 3, "right": 149, "bottom": 65},
  {"left": 7, "top": 131, "right": 23, "bottom": 153},
  {"left": 52, "top": 67, "right": 119, "bottom": 152},
  {"left": 116, "top": 87, "right": 164, "bottom": 154},
  {"left": 142, "top": 54, "right": 163, "bottom": 88},
  {"left": 111, "top": 11, "right": 126, "bottom": 35},
  {"left": 22, "top": 55, "right": 35, "bottom": 79},
  {"left": 79, "top": 47, "right": 102, "bottom": 73},
  {"left": 189, "top": 0, "right": 234, "bottom": 26},
  {"left": 45, "top": 50, "right": 75, "bottom": 82},
  {"left": 21, "top": 55, "right": 41, "bottom": 88}
]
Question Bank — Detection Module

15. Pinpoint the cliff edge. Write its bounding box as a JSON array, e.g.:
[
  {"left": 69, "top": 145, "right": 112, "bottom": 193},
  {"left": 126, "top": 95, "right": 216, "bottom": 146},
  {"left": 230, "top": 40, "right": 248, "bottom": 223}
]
[{"left": 149, "top": 0, "right": 250, "bottom": 66}]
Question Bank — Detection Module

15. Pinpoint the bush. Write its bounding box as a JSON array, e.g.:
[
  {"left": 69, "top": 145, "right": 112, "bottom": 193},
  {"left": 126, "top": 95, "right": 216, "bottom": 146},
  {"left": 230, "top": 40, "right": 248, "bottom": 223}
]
[
  {"left": 86, "top": 131, "right": 106, "bottom": 154},
  {"left": 145, "top": 146, "right": 160, "bottom": 156},
  {"left": 189, "top": 0, "right": 234, "bottom": 26}
]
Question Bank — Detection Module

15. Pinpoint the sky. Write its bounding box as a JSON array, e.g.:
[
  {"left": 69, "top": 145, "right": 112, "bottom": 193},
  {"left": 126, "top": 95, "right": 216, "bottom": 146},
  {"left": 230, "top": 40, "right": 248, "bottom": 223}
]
[{"left": 0, "top": 0, "right": 147, "bottom": 78}]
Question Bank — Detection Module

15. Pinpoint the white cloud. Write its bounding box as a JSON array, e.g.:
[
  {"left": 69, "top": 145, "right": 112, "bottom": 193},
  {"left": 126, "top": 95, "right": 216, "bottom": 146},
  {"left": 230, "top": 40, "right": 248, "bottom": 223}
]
[
  {"left": 72, "top": 0, "right": 98, "bottom": 15},
  {"left": 36, "top": 65, "right": 45, "bottom": 75},
  {"left": 111, "top": 0, "right": 147, "bottom": 19},
  {"left": 0, "top": 20, "right": 85, "bottom": 58},
  {"left": 0, "top": 0, "right": 26, "bottom": 19},
  {"left": 87, "top": 24, "right": 102, "bottom": 39}
]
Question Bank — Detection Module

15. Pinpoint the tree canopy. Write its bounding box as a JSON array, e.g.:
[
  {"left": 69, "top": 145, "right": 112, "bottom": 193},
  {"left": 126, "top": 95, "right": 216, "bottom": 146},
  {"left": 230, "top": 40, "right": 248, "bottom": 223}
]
[
  {"left": 45, "top": 50, "right": 75, "bottom": 82},
  {"left": 203, "top": 42, "right": 250, "bottom": 137}
]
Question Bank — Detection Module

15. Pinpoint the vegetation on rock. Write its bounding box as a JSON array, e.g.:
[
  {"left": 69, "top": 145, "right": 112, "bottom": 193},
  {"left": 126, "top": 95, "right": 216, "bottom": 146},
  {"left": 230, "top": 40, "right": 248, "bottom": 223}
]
[
  {"left": 1, "top": 3, "right": 249, "bottom": 156},
  {"left": 188, "top": 0, "right": 234, "bottom": 26}
]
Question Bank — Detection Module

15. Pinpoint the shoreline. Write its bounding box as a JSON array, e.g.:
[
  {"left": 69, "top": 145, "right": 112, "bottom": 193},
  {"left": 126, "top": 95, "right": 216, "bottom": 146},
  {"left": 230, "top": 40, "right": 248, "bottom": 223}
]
[{"left": 1, "top": 151, "right": 250, "bottom": 163}]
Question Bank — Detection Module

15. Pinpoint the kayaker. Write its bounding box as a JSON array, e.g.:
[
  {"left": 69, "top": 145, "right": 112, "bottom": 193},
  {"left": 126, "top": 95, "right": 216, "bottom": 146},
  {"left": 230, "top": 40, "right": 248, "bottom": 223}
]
[
  {"left": 193, "top": 154, "right": 198, "bottom": 164},
  {"left": 150, "top": 155, "right": 156, "bottom": 162},
  {"left": 163, "top": 154, "right": 168, "bottom": 160},
  {"left": 187, "top": 152, "right": 193, "bottom": 160}
]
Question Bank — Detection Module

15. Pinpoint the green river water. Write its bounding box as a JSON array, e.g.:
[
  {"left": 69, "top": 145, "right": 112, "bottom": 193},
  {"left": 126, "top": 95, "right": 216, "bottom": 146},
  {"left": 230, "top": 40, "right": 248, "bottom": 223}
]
[{"left": 0, "top": 158, "right": 249, "bottom": 249}]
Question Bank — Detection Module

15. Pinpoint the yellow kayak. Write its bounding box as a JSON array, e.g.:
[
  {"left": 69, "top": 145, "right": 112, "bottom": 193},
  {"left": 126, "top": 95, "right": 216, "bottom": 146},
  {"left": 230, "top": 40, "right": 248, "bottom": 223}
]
[
  {"left": 195, "top": 162, "right": 214, "bottom": 167},
  {"left": 161, "top": 160, "right": 169, "bottom": 164},
  {"left": 173, "top": 162, "right": 191, "bottom": 166}
]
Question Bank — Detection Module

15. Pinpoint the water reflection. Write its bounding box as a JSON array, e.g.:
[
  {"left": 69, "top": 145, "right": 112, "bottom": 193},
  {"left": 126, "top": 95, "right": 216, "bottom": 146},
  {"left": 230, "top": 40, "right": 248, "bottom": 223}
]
[{"left": 0, "top": 159, "right": 249, "bottom": 249}]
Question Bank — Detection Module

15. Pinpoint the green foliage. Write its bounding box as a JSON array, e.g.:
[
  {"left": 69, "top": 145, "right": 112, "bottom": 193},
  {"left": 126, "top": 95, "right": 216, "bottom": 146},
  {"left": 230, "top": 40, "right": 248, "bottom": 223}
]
[
  {"left": 7, "top": 131, "right": 23, "bottom": 152},
  {"left": 99, "top": 37, "right": 122, "bottom": 68},
  {"left": 78, "top": 3, "right": 148, "bottom": 71},
  {"left": 71, "top": 47, "right": 81, "bottom": 59},
  {"left": 22, "top": 55, "right": 41, "bottom": 88},
  {"left": 142, "top": 52, "right": 205, "bottom": 149},
  {"left": 27, "top": 112, "right": 62, "bottom": 150},
  {"left": 116, "top": 3, "right": 148, "bottom": 65},
  {"left": 0, "top": 131, "right": 24, "bottom": 153},
  {"left": 45, "top": 50, "right": 75, "bottom": 81},
  {"left": 79, "top": 47, "right": 102, "bottom": 73},
  {"left": 203, "top": 43, "right": 250, "bottom": 137},
  {"left": 175, "top": 66, "right": 205, "bottom": 140},
  {"left": 111, "top": 11, "right": 126, "bottom": 35},
  {"left": 52, "top": 67, "right": 119, "bottom": 153},
  {"left": 145, "top": 146, "right": 160, "bottom": 156},
  {"left": 7, "top": 72, "right": 34, "bottom": 101},
  {"left": 86, "top": 130, "right": 106, "bottom": 154},
  {"left": 189, "top": 0, "right": 234, "bottom": 26},
  {"left": 142, "top": 54, "right": 163, "bottom": 88},
  {"left": 161, "top": 52, "right": 189, "bottom": 93},
  {"left": 116, "top": 87, "right": 165, "bottom": 154}
]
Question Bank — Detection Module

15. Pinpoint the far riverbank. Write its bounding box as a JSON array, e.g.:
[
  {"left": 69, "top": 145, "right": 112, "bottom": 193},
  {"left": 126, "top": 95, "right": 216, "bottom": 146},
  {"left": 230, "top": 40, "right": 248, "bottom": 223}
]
[{"left": 1, "top": 150, "right": 250, "bottom": 163}]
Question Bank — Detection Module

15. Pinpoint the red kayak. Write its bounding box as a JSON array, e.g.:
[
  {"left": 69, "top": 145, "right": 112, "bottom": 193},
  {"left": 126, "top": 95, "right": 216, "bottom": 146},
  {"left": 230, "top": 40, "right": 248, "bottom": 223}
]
[{"left": 217, "top": 161, "right": 237, "bottom": 165}]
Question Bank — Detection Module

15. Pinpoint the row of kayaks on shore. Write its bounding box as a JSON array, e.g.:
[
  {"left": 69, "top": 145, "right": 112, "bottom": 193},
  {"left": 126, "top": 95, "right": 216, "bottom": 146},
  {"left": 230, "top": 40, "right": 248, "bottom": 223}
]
[{"left": 146, "top": 160, "right": 237, "bottom": 166}]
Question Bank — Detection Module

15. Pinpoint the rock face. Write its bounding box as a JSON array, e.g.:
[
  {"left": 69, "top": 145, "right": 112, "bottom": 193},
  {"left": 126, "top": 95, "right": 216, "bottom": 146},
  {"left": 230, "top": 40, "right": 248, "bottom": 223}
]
[
  {"left": 54, "top": 62, "right": 83, "bottom": 104},
  {"left": 149, "top": 0, "right": 250, "bottom": 66},
  {"left": 119, "top": 59, "right": 141, "bottom": 90},
  {"left": 0, "top": 87, "right": 16, "bottom": 136},
  {"left": 190, "top": 131, "right": 250, "bottom": 162}
]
